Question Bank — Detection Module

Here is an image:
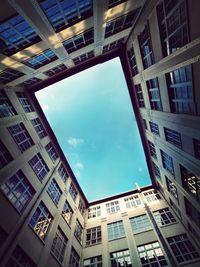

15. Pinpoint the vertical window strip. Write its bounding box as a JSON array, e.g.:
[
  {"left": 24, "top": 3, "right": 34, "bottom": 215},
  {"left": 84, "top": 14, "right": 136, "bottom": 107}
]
[
  {"left": 62, "top": 200, "right": 73, "bottom": 225},
  {"left": 29, "top": 153, "right": 49, "bottom": 181},
  {"left": 8, "top": 123, "right": 34, "bottom": 152},
  {"left": 146, "top": 78, "right": 162, "bottom": 110},
  {"left": 29, "top": 201, "right": 53, "bottom": 240},
  {"left": 47, "top": 178, "right": 62, "bottom": 205},
  {"left": 51, "top": 228, "right": 67, "bottom": 264}
]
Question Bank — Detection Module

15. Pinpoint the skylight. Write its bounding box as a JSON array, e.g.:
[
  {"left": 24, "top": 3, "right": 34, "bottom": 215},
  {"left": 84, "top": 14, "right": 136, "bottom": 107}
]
[{"left": 36, "top": 57, "right": 151, "bottom": 201}]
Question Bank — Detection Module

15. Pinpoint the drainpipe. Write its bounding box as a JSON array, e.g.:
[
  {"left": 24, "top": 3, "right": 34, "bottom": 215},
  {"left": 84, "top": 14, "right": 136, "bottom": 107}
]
[{"left": 135, "top": 183, "right": 177, "bottom": 267}]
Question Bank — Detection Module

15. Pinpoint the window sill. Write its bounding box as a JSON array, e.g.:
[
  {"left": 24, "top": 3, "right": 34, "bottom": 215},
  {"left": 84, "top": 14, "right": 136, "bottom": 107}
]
[
  {"left": 50, "top": 251, "right": 63, "bottom": 267},
  {"left": 109, "top": 236, "right": 126, "bottom": 242},
  {"left": 133, "top": 229, "right": 153, "bottom": 235},
  {"left": 85, "top": 242, "right": 102, "bottom": 248},
  {"left": 159, "top": 221, "right": 178, "bottom": 228}
]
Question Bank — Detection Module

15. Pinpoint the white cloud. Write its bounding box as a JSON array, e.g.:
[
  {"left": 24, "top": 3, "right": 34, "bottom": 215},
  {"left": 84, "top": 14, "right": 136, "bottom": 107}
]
[
  {"left": 41, "top": 104, "right": 49, "bottom": 111},
  {"left": 67, "top": 137, "right": 84, "bottom": 148},
  {"left": 138, "top": 167, "right": 143, "bottom": 172},
  {"left": 75, "top": 162, "right": 84, "bottom": 169}
]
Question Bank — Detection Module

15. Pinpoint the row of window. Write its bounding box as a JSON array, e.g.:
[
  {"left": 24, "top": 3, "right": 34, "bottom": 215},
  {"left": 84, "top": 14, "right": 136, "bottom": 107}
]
[
  {"left": 88, "top": 190, "right": 161, "bottom": 219},
  {"left": 0, "top": 6, "right": 138, "bottom": 81},
  {"left": 132, "top": 65, "right": 195, "bottom": 114},
  {"left": 0, "top": 164, "right": 86, "bottom": 221},
  {"left": 5, "top": 232, "right": 199, "bottom": 267},
  {"left": 127, "top": 1, "right": 195, "bottom": 115},
  {"left": 145, "top": 120, "right": 200, "bottom": 160},
  {"left": 148, "top": 136, "right": 200, "bottom": 203}
]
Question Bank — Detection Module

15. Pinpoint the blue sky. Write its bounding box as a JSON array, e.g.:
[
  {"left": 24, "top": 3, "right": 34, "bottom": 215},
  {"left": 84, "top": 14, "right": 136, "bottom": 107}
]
[{"left": 36, "top": 57, "right": 151, "bottom": 201}]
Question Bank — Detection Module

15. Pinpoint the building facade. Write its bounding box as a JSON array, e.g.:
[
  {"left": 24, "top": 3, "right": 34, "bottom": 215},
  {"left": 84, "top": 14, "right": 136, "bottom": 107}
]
[{"left": 0, "top": 0, "right": 200, "bottom": 266}]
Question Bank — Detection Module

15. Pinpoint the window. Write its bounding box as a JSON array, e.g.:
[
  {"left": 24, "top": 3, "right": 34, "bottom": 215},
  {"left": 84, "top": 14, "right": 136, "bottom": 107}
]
[
  {"left": 106, "top": 201, "right": 120, "bottom": 214},
  {"left": 138, "top": 24, "right": 154, "bottom": 69},
  {"left": 146, "top": 78, "right": 162, "bottom": 110},
  {"left": 16, "top": 92, "right": 34, "bottom": 113},
  {"left": 23, "top": 49, "right": 58, "bottom": 69},
  {"left": 107, "top": 221, "right": 125, "bottom": 241},
  {"left": 166, "top": 176, "right": 178, "bottom": 201},
  {"left": 73, "top": 50, "right": 94, "bottom": 65},
  {"left": 58, "top": 163, "right": 68, "bottom": 183},
  {"left": 130, "top": 214, "right": 152, "bottom": 234},
  {"left": 154, "top": 207, "right": 176, "bottom": 226},
  {"left": 29, "top": 153, "right": 49, "bottom": 181},
  {"left": 0, "top": 226, "right": 7, "bottom": 248},
  {"left": 185, "top": 198, "right": 200, "bottom": 228},
  {"left": 164, "top": 127, "right": 182, "bottom": 148},
  {"left": 38, "top": 0, "right": 93, "bottom": 32},
  {"left": 148, "top": 141, "right": 157, "bottom": 159},
  {"left": 124, "top": 195, "right": 142, "bottom": 209},
  {"left": 135, "top": 84, "right": 145, "bottom": 108},
  {"left": 17, "top": 77, "right": 42, "bottom": 88},
  {"left": 105, "top": 10, "right": 139, "bottom": 38},
  {"left": 5, "top": 246, "right": 36, "bottom": 267},
  {"left": 149, "top": 122, "right": 159, "bottom": 136},
  {"left": 0, "top": 90, "right": 16, "bottom": 117},
  {"left": 108, "top": 0, "right": 127, "bottom": 8},
  {"left": 62, "top": 200, "right": 73, "bottom": 225},
  {"left": 127, "top": 47, "right": 138, "bottom": 76},
  {"left": 193, "top": 138, "right": 200, "bottom": 159},
  {"left": 86, "top": 226, "right": 101, "bottom": 246},
  {"left": 74, "top": 219, "right": 83, "bottom": 243},
  {"left": 157, "top": 0, "right": 189, "bottom": 56},
  {"left": 1, "top": 170, "right": 35, "bottom": 213},
  {"left": 47, "top": 179, "right": 62, "bottom": 205},
  {"left": 78, "top": 199, "right": 85, "bottom": 215},
  {"left": 44, "top": 64, "right": 67, "bottom": 77},
  {"left": 29, "top": 201, "right": 53, "bottom": 240},
  {"left": 161, "top": 150, "right": 174, "bottom": 175},
  {"left": 0, "top": 68, "right": 24, "bottom": 84},
  {"left": 167, "top": 234, "right": 200, "bottom": 264},
  {"left": 169, "top": 198, "right": 181, "bottom": 219},
  {"left": 84, "top": 256, "right": 102, "bottom": 267},
  {"left": 0, "top": 139, "right": 13, "bottom": 169},
  {"left": 103, "top": 38, "right": 124, "bottom": 53},
  {"left": 152, "top": 162, "right": 161, "bottom": 180},
  {"left": 69, "top": 247, "right": 80, "bottom": 267},
  {"left": 181, "top": 165, "right": 200, "bottom": 201},
  {"left": 63, "top": 28, "right": 94, "bottom": 53},
  {"left": 167, "top": 65, "right": 195, "bottom": 114},
  {"left": 110, "top": 250, "right": 132, "bottom": 267},
  {"left": 88, "top": 206, "right": 101, "bottom": 219},
  {"left": 8, "top": 123, "right": 34, "bottom": 152},
  {"left": 31, "top": 118, "right": 47, "bottom": 139},
  {"left": 69, "top": 183, "right": 77, "bottom": 201},
  {"left": 0, "top": 13, "right": 41, "bottom": 56},
  {"left": 137, "top": 241, "right": 168, "bottom": 267},
  {"left": 143, "top": 190, "right": 161, "bottom": 202},
  {"left": 51, "top": 228, "right": 67, "bottom": 264},
  {"left": 45, "top": 142, "right": 58, "bottom": 162}
]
